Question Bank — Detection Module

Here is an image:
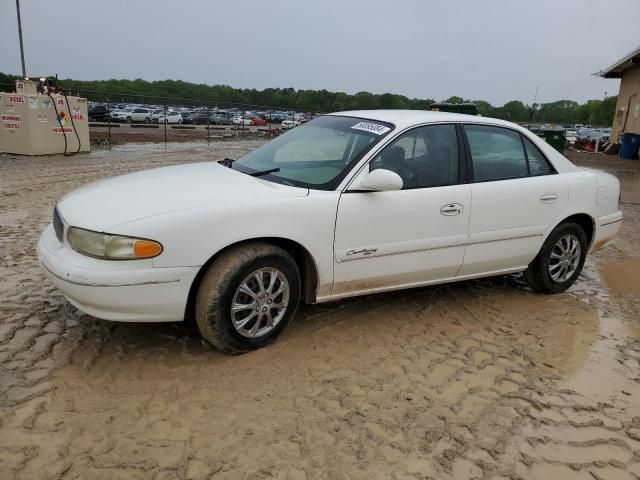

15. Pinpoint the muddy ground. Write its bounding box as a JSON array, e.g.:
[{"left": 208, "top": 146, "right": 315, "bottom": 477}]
[{"left": 0, "top": 143, "right": 639, "bottom": 480}]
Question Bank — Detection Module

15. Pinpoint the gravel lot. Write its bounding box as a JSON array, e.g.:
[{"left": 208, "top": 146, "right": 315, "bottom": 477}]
[{"left": 1, "top": 142, "right": 640, "bottom": 480}]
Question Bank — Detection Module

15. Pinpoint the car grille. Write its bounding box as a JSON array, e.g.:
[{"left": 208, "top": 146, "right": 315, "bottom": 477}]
[{"left": 53, "top": 207, "right": 64, "bottom": 243}]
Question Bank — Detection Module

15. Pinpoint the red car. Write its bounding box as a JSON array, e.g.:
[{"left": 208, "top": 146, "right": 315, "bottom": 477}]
[{"left": 251, "top": 116, "right": 267, "bottom": 126}]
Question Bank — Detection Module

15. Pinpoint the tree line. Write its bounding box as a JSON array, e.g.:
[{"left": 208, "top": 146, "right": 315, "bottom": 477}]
[{"left": 0, "top": 72, "right": 616, "bottom": 126}]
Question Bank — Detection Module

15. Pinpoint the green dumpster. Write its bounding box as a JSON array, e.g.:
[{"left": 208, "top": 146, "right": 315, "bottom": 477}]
[{"left": 537, "top": 130, "right": 565, "bottom": 153}]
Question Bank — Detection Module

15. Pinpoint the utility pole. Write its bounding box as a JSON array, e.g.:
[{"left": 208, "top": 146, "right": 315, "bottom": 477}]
[
  {"left": 16, "top": 0, "right": 27, "bottom": 78},
  {"left": 529, "top": 86, "right": 539, "bottom": 124}
]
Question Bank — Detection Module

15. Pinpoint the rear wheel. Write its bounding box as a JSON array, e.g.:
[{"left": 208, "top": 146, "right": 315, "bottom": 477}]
[
  {"left": 195, "top": 243, "right": 300, "bottom": 354},
  {"left": 525, "top": 222, "right": 588, "bottom": 293}
]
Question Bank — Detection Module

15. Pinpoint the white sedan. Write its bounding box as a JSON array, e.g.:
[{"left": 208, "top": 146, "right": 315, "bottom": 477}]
[
  {"left": 232, "top": 116, "right": 253, "bottom": 126},
  {"left": 156, "top": 112, "right": 183, "bottom": 124},
  {"left": 38, "top": 110, "right": 622, "bottom": 353}
]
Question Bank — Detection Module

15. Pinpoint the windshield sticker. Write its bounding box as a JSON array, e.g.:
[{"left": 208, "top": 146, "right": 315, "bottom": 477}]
[{"left": 351, "top": 122, "right": 390, "bottom": 135}]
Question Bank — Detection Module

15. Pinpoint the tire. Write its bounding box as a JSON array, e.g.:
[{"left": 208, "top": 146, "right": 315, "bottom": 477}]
[
  {"left": 126, "top": 117, "right": 132, "bottom": 123},
  {"left": 145, "top": 117, "right": 150, "bottom": 124},
  {"left": 195, "top": 242, "right": 301, "bottom": 354},
  {"left": 178, "top": 120, "right": 183, "bottom": 125},
  {"left": 525, "top": 222, "right": 588, "bottom": 294}
]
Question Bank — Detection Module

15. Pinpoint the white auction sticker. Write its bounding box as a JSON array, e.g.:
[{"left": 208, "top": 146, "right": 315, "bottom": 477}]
[{"left": 351, "top": 122, "right": 390, "bottom": 135}]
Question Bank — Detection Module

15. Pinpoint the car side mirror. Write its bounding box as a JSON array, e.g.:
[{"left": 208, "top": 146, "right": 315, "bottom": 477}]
[{"left": 355, "top": 169, "right": 403, "bottom": 192}]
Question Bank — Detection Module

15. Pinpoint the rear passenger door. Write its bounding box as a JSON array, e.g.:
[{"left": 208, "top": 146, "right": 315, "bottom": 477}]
[{"left": 458, "top": 124, "right": 568, "bottom": 276}]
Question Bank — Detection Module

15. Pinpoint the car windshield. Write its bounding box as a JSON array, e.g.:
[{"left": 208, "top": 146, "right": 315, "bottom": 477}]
[{"left": 232, "top": 115, "right": 393, "bottom": 190}]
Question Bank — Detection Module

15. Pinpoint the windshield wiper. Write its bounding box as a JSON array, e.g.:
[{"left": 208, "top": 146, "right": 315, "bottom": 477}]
[
  {"left": 219, "top": 157, "right": 235, "bottom": 168},
  {"left": 249, "top": 167, "right": 280, "bottom": 177}
]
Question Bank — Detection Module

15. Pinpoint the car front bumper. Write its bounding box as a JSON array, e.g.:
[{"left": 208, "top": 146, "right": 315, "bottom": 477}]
[{"left": 37, "top": 224, "right": 199, "bottom": 322}]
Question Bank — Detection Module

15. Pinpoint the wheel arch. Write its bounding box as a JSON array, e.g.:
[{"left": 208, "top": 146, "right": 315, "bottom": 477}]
[
  {"left": 557, "top": 213, "right": 595, "bottom": 248},
  {"left": 183, "top": 237, "right": 320, "bottom": 322},
  {"left": 542, "top": 212, "right": 595, "bottom": 253}
]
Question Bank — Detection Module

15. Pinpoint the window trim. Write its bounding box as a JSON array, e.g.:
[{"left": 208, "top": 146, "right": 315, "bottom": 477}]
[
  {"left": 365, "top": 122, "right": 465, "bottom": 191},
  {"left": 520, "top": 133, "right": 558, "bottom": 177},
  {"left": 461, "top": 123, "right": 557, "bottom": 184}
]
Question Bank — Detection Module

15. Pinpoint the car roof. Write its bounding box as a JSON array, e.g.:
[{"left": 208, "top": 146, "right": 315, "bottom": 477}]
[{"left": 329, "top": 109, "right": 518, "bottom": 130}]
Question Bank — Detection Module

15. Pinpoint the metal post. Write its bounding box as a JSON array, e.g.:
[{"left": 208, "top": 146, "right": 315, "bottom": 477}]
[
  {"left": 269, "top": 108, "right": 272, "bottom": 131},
  {"left": 163, "top": 105, "right": 167, "bottom": 145},
  {"left": 207, "top": 105, "right": 210, "bottom": 143},
  {"left": 107, "top": 98, "right": 111, "bottom": 143},
  {"left": 15, "top": 0, "right": 26, "bottom": 78}
]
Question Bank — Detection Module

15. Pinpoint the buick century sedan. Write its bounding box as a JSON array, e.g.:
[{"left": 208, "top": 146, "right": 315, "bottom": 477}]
[{"left": 38, "top": 110, "right": 622, "bottom": 353}]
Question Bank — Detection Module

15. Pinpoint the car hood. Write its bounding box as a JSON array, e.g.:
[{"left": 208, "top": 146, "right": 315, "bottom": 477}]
[{"left": 57, "top": 162, "right": 308, "bottom": 231}]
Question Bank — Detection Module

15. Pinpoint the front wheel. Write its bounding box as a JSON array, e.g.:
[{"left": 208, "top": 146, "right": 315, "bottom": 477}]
[
  {"left": 195, "top": 243, "right": 300, "bottom": 354},
  {"left": 525, "top": 222, "right": 588, "bottom": 294}
]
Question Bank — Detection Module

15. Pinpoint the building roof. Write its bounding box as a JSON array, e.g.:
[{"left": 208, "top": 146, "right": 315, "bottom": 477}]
[{"left": 598, "top": 46, "right": 640, "bottom": 78}]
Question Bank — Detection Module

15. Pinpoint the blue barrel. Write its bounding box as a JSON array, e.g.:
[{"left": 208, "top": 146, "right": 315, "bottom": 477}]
[{"left": 620, "top": 132, "right": 640, "bottom": 160}]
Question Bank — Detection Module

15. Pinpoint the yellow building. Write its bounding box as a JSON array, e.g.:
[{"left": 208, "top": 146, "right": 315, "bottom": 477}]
[{"left": 599, "top": 46, "right": 640, "bottom": 143}]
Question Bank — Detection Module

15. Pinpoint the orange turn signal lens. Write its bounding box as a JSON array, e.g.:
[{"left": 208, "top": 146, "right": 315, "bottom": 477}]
[{"left": 134, "top": 240, "right": 162, "bottom": 258}]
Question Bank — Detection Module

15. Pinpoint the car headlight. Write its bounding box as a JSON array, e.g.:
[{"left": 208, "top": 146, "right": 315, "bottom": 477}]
[{"left": 67, "top": 227, "right": 162, "bottom": 260}]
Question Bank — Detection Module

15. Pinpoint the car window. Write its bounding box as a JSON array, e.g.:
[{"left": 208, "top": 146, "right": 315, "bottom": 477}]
[
  {"left": 369, "top": 124, "right": 459, "bottom": 189},
  {"left": 234, "top": 115, "right": 392, "bottom": 190},
  {"left": 465, "top": 125, "right": 528, "bottom": 182},
  {"left": 523, "top": 136, "right": 554, "bottom": 176}
]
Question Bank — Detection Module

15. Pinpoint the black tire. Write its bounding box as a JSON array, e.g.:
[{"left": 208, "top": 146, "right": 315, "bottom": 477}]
[
  {"left": 145, "top": 117, "right": 150, "bottom": 124},
  {"left": 126, "top": 117, "right": 132, "bottom": 123},
  {"left": 525, "top": 222, "right": 588, "bottom": 294},
  {"left": 195, "top": 242, "right": 301, "bottom": 354}
]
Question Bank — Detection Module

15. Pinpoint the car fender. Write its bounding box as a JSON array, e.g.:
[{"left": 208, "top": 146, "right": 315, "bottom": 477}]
[
  {"left": 527, "top": 171, "right": 600, "bottom": 263},
  {"left": 106, "top": 192, "right": 340, "bottom": 299}
]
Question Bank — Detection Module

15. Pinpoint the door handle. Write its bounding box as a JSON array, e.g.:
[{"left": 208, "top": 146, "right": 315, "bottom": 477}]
[
  {"left": 440, "top": 203, "right": 463, "bottom": 216},
  {"left": 540, "top": 193, "right": 559, "bottom": 203}
]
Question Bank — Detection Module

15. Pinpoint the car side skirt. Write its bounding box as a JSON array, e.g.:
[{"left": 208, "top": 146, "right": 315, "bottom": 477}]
[{"left": 315, "top": 265, "right": 526, "bottom": 303}]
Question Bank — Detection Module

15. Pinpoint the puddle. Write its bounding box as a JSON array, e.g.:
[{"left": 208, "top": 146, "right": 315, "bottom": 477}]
[{"left": 599, "top": 257, "right": 640, "bottom": 295}]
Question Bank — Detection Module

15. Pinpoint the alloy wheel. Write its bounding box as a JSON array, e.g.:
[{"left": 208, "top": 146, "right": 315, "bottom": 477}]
[
  {"left": 231, "top": 268, "right": 290, "bottom": 338},
  {"left": 548, "top": 234, "right": 581, "bottom": 283}
]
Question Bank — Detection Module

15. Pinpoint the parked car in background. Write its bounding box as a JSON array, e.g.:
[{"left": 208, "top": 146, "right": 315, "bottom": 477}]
[
  {"left": 129, "top": 108, "right": 153, "bottom": 123},
  {"left": 88, "top": 105, "right": 110, "bottom": 122},
  {"left": 251, "top": 116, "right": 267, "bottom": 126},
  {"left": 210, "top": 114, "right": 233, "bottom": 125},
  {"left": 110, "top": 108, "right": 134, "bottom": 123},
  {"left": 190, "top": 112, "right": 212, "bottom": 125},
  {"left": 39, "top": 110, "right": 622, "bottom": 354},
  {"left": 156, "top": 112, "right": 183, "bottom": 124},
  {"left": 281, "top": 117, "right": 304, "bottom": 129},
  {"left": 565, "top": 130, "right": 578, "bottom": 145},
  {"left": 233, "top": 117, "right": 253, "bottom": 126},
  {"left": 577, "top": 128, "right": 610, "bottom": 142},
  {"left": 180, "top": 112, "right": 196, "bottom": 124},
  {"left": 151, "top": 109, "right": 165, "bottom": 123}
]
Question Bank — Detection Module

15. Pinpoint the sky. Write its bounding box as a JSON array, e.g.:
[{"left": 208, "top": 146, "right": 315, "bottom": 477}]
[{"left": 1, "top": 0, "right": 637, "bottom": 106}]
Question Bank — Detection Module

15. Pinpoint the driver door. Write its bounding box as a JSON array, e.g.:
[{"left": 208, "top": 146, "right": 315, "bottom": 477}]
[{"left": 332, "top": 124, "right": 471, "bottom": 296}]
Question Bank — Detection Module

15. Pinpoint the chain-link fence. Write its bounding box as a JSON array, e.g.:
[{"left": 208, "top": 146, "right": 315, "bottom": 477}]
[{"left": 0, "top": 83, "right": 315, "bottom": 145}]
